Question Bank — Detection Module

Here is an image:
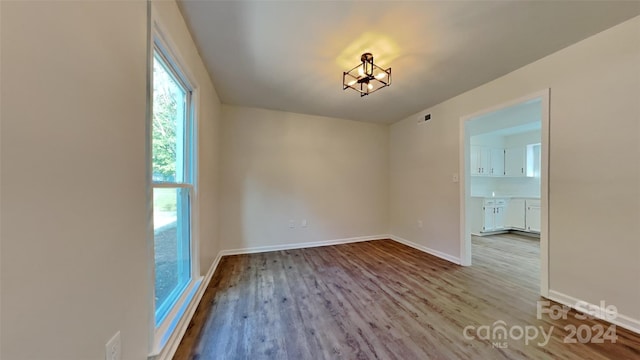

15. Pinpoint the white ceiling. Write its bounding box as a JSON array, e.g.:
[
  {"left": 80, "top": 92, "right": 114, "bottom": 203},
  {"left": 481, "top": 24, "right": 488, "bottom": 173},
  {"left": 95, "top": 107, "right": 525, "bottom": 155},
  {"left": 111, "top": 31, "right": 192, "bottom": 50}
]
[{"left": 178, "top": 1, "right": 640, "bottom": 124}]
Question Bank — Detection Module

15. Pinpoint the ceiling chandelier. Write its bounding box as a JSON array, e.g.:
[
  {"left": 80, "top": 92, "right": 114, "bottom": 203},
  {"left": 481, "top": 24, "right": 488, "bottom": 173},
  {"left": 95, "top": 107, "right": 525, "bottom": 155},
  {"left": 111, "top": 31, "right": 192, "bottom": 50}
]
[{"left": 343, "top": 52, "right": 391, "bottom": 97}]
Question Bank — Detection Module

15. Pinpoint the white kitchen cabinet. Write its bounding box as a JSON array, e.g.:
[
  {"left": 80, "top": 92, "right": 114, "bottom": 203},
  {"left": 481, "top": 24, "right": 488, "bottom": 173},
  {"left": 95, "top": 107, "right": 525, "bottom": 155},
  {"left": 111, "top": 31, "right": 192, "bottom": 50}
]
[
  {"left": 489, "top": 148, "right": 505, "bottom": 176},
  {"left": 470, "top": 146, "right": 491, "bottom": 176},
  {"left": 471, "top": 146, "right": 504, "bottom": 177},
  {"left": 482, "top": 199, "right": 506, "bottom": 232},
  {"left": 494, "top": 202, "right": 506, "bottom": 230},
  {"left": 483, "top": 204, "right": 494, "bottom": 231},
  {"left": 526, "top": 200, "right": 541, "bottom": 233},
  {"left": 471, "top": 197, "right": 539, "bottom": 235},
  {"left": 505, "top": 146, "right": 526, "bottom": 177},
  {"left": 505, "top": 199, "right": 526, "bottom": 230}
]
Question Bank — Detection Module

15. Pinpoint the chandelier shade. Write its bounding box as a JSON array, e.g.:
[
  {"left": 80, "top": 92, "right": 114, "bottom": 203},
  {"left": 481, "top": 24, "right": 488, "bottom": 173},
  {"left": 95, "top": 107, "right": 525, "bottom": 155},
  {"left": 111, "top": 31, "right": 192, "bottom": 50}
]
[{"left": 343, "top": 53, "right": 391, "bottom": 97}]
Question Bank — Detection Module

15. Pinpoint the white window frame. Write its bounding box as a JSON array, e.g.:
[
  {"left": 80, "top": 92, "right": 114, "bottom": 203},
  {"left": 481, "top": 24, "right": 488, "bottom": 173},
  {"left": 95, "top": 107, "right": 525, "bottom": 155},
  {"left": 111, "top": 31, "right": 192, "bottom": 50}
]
[{"left": 147, "top": 15, "right": 201, "bottom": 358}]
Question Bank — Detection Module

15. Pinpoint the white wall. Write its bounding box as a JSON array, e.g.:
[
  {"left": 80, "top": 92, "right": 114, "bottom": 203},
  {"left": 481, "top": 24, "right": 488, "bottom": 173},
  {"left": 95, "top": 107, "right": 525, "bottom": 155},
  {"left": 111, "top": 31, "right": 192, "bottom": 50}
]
[
  {"left": 220, "top": 106, "right": 389, "bottom": 250},
  {"left": 0, "top": 1, "right": 222, "bottom": 359},
  {"left": 390, "top": 16, "right": 640, "bottom": 322},
  {"left": 470, "top": 133, "right": 505, "bottom": 147},
  {"left": 1, "top": 2, "right": 148, "bottom": 359},
  {"left": 504, "top": 130, "right": 541, "bottom": 148},
  {"left": 491, "top": 177, "right": 540, "bottom": 198},
  {"left": 467, "top": 99, "right": 541, "bottom": 136},
  {"left": 470, "top": 177, "right": 496, "bottom": 198}
]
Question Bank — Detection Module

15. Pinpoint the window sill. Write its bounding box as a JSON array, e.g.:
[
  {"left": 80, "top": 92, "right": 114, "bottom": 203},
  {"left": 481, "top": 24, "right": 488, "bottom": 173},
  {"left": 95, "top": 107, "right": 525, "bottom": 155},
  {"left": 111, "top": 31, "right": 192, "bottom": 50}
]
[{"left": 148, "top": 276, "right": 203, "bottom": 359}]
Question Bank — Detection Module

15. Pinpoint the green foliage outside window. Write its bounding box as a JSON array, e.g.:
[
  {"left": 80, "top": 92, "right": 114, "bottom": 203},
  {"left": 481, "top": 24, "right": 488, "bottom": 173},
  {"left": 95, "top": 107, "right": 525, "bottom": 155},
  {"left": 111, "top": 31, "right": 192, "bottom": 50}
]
[{"left": 152, "top": 59, "right": 179, "bottom": 181}]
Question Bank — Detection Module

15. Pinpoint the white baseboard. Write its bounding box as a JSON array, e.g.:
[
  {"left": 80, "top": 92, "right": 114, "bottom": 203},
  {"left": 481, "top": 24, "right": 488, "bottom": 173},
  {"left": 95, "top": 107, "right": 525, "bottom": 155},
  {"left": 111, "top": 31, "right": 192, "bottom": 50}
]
[
  {"left": 157, "top": 253, "right": 223, "bottom": 360},
  {"left": 219, "top": 234, "right": 389, "bottom": 256},
  {"left": 219, "top": 235, "right": 462, "bottom": 268},
  {"left": 389, "top": 235, "right": 461, "bottom": 265},
  {"left": 548, "top": 289, "right": 640, "bottom": 335}
]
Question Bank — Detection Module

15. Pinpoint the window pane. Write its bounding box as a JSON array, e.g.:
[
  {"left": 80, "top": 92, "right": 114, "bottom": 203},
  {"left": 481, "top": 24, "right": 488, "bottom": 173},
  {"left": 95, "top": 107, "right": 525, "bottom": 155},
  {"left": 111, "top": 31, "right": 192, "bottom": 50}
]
[
  {"left": 153, "top": 53, "right": 187, "bottom": 183},
  {"left": 153, "top": 187, "right": 191, "bottom": 324}
]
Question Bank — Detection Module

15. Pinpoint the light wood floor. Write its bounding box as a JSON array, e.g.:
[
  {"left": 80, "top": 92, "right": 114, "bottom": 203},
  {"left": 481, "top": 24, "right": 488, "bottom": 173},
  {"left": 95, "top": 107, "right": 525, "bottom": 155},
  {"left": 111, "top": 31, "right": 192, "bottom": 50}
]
[{"left": 174, "top": 234, "right": 640, "bottom": 359}]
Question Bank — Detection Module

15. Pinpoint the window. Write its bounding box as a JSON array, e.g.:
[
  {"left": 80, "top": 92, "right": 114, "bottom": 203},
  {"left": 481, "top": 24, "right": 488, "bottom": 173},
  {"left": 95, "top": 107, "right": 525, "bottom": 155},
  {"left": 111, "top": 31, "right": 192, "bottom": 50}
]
[
  {"left": 152, "top": 47, "right": 194, "bottom": 325},
  {"left": 526, "top": 143, "right": 541, "bottom": 178}
]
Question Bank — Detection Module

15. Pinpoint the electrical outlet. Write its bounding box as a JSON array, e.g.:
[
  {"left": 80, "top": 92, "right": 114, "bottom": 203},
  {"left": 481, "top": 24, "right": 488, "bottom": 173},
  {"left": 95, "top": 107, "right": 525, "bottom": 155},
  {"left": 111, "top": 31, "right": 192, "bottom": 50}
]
[
  {"left": 289, "top": 220, "right": 295, "bottom": 229},
  {"left": 452, "top": 173, "right": 459, "bottom": 183},
  {"left": 301, "top": 219, "right": 308, "bottom": 227},
  {"left": 105, "top": 331, "right": 121, "bottom": 360},
  {"left": 417, "top": 220, "right": 423, "bottom": 228}
]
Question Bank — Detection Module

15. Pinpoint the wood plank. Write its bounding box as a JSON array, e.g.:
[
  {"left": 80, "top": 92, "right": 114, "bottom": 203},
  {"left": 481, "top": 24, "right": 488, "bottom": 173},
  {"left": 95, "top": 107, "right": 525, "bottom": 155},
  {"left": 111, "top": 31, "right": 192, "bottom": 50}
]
[{"left": 174, "top": 235, "right": 640, "bottom": 359}]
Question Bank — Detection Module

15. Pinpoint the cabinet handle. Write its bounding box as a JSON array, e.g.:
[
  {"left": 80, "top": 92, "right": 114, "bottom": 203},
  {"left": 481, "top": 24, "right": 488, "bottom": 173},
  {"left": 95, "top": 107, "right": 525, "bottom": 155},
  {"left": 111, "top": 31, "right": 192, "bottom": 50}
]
[
  {"left": 478, "top": 167, "right": 481, "bottom": 173},
  {"left": 521, "top": 167, "right": 524, "bottom": 174}
]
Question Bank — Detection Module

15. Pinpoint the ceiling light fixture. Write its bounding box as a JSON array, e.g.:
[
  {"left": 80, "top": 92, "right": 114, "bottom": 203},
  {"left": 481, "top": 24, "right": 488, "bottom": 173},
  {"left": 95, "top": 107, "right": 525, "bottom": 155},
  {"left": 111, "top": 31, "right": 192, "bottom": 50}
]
[{"left": 343, "top": 52, "right": 391, "bottom": 97}]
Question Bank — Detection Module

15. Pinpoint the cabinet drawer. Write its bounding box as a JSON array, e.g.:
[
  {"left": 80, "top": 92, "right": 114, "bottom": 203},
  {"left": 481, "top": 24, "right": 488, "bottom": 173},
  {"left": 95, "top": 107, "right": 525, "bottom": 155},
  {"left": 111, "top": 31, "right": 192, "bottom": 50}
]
[{"left": 484, "top": 198, "right": 507, "bottom": 206}]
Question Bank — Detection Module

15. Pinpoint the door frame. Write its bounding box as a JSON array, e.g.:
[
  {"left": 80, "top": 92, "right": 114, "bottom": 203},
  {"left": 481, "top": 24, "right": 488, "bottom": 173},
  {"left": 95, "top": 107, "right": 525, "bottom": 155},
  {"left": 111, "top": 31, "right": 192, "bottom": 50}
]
[{"left": 458, "top": 89, "right": 550, "bottom": 297}]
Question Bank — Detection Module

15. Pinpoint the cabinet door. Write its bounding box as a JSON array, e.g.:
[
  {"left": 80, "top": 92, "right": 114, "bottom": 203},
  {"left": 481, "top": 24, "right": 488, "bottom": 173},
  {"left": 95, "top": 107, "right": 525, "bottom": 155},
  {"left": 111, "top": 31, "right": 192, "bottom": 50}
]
[
  {"left": 471, "top": 146, "right": 491, "bottom": 176},
  {"left": 526, "top": 204, "right": 541, "bottom": 232},
  {"left": 505, "top": 199, "right": 526, "bottom": 230},
  {"left": 479, "top": 148, "right": 491, "bottom": 175},
  {"left": 483, "top": 205, "right": 495, "bottom": 231},
  {"left": 470, "top": 146, "right": 481, "bottom": 176},
  {"left": 505, "top": 147, "right": 525, "bottom": 177},
  {"left": 490, "top": 148, "right": 505, "bottom": 176},
  {"left": 494, "top": 206, "right": 506, "bottom": 230}
]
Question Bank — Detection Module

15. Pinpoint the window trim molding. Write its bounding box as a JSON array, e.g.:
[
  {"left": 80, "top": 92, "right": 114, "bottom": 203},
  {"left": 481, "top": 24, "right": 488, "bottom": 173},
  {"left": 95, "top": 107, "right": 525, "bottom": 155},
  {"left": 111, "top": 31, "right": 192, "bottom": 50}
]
[{"left": 147, "top": 7, "right": 202, "bottom": 357}]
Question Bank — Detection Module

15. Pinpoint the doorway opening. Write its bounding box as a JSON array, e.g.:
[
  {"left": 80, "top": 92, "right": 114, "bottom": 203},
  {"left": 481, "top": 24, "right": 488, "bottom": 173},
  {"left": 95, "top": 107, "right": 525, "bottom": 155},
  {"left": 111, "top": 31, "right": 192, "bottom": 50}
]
[{"left": 459, "top": 90, "right": 549, "bottom": 297}]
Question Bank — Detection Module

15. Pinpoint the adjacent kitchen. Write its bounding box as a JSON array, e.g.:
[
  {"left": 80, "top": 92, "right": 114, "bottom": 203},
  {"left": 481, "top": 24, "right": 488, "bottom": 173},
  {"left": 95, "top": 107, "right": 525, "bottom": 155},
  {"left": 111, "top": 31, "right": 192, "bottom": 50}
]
[{"left": 467, "top": 98, "right": 542, "bottom": 237}]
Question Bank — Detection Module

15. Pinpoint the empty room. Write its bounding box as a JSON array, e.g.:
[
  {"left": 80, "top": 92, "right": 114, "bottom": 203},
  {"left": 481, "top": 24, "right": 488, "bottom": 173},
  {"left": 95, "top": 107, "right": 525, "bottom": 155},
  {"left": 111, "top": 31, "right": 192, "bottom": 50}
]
[{"left": 2, "top": 1, "right": 640, "bottom": 360}]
